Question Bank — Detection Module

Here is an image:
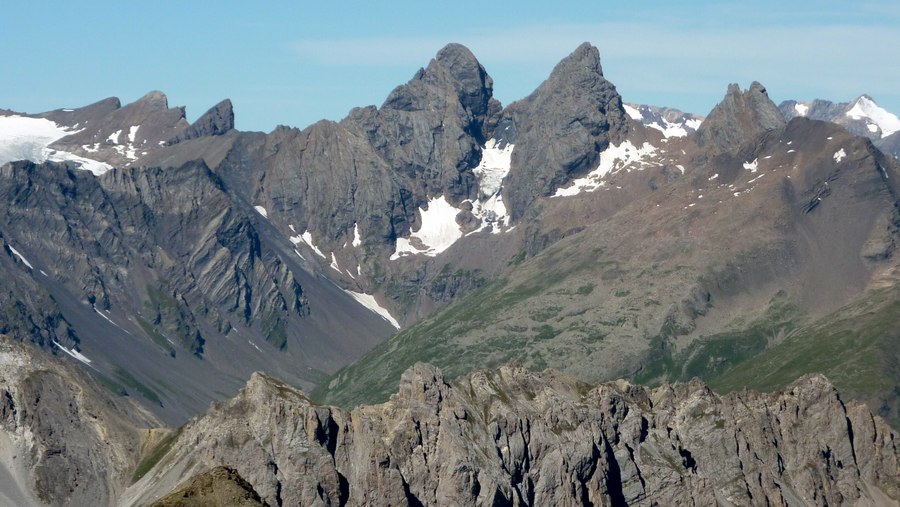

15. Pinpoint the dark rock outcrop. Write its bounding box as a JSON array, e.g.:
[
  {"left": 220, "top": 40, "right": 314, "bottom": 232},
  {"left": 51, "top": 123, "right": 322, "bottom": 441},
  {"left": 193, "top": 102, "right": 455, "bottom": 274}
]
[
  {"left": 501, "top": 42, "right": 631, "bottom": 218},
  {"left": 0, "top": 158, "right": 396, "bottom": 423},
  {"left": 696, "top": 81, "right": 786, "bottom": 154},
  {"left": 174, "top": 99, "right": 234, "bottom": 142}
]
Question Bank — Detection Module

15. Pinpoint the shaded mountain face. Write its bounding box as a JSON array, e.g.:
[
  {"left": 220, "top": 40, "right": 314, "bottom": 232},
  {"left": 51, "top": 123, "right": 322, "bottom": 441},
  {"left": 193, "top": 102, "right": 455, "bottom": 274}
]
[
  {"left": 498, "top": 42, "right": 634, "bottom": 219},
  {"left": 1, "top": 42, "right": 899, "bottom": 439},
  {"left": 0, "top": 157, "right": 397, "bottom": 423},
  {"left": 1, "top": 41, "right": 900, "bottom": 505},
  {"left": 696, "top": 81, "right": 785, "bottom": 154},
  {"left": 319, "top": 83, "right": 900, "bottom": 429},
  {"left": 780, "top": 95, "right": 900, "bottom": 158},
  {"left": 125, "top": 364, "right": 900, "bottom": 507}
]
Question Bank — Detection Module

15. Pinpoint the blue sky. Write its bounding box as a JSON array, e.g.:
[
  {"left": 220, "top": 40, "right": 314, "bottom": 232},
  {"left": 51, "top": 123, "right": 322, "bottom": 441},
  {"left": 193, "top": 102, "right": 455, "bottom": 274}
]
[{"left": 4, "top": 1, "right": 899, "bottom": 132}]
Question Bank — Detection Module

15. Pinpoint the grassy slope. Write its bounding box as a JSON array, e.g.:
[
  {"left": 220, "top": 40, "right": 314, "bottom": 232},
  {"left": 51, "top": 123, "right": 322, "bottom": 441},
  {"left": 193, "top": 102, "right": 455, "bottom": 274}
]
[
  {"left": 316, "top": 275, "right": 900, "bottom": 428},
  {"left": 710, "top": 286, "right": 900, "bottom": 425}
]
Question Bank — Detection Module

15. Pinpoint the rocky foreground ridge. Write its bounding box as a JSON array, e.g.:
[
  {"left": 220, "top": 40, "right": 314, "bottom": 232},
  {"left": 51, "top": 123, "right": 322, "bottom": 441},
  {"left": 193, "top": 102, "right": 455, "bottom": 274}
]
[{"left": 125, "top": 363, "right": 900, "bottom": 506}]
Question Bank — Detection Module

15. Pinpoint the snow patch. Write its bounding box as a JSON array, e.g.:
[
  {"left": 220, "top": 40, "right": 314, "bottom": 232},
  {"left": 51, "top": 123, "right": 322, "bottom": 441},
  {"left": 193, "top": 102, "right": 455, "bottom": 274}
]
[
  {"left": 833, "top": 148, "right": 846, "bottom": 163},
  {"left": 343, "top": 290, "right": 400, "bottom": 329},
  {"left": 794, "top": 103, "right": 809, "bottom": 116},
  {"left": 52, "top": 340, "right": 92, "bottom": 365},
  {"left": 623, "top": 104, "right": 643, "bottom": 120},
  {"left": 352, "top": 223, "right": 362, "bottom": 247},
  {"left": 107, "top": 129, "right": 121, "bottom": 144},
  {"left": 748, "top": 173, "right": 765, "bottom": 184},
  {"left": 391, "top": 196, "right": 463, "bottom": 259},
  {"left": 553, "top": 141, "right": 658, "bottom": 197},
  {"left": 128, "top": 125, "right": 140, "bottom": 143},
  {"left": 6, "top": 245, "right": 33, "bottom": 269},
  {"left": 94, "top": 307, "right": 117, "bottom": 326},
  {"left": 708, "top": 173, "right": 719, "bottom": 181},
  {"left": 254, "top": 205, "right": 268, "bottom": 218},
  {"left": 291, "top": 230, "right": 326, "bottom": 259},
  {"left": 473, "top": 139, "right": 513, "bottom": 198},
  {"left": 647, "top": 121, "right": 690, "bottom": 138},
  {"left": 743, "top": 159, "right": 758, "bottom": 173},
  {"left": 390, "top": 140, "right": 516, "bottom": 259},
  {"left": 329, "top": 252, "right": 340, "bottom": 272},
  {"left": 468, "top": 193, "right": 510, "bottom": 235},
  {"left": 846, "top": 96, "right": 900, "bottom": 138},
  {"left": 0, "top": 115, "right": 111, "bottom": 175}
]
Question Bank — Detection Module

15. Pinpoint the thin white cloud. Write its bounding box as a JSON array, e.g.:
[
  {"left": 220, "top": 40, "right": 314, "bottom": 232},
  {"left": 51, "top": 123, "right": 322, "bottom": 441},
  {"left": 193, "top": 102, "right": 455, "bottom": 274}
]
[{"left": 290, "top": 21, "right": 900, "bottom": 115}]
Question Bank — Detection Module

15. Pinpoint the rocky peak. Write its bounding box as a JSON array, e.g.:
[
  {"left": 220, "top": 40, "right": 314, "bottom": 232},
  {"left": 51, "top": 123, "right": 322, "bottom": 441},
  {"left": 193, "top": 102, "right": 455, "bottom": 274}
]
[
  {"left": 381, "top": 43, "right": 499, "bottom": 142},
  {"left": 125, "top": 364, "right": 900, "bottom": 506},
  {"left": 175, "top": 98, "right": 234, "bottom": 142},
  {"left": 551, "top": 41, "right": 606, "bottom": 84},
  {"left": 500, "top": 42, "right": 630, "bottom": 218},
  {"left": 135, "top": 90, "right": 171, "bottom": 111},
  {"left": 696, "top": 81, "right": 786, "bottom": 154},
  {"left": 432, "top": 44, "right": 495, "bottom": 110},
  {"left": 384, "top": 44, "right": 493, "bottom": 112}
]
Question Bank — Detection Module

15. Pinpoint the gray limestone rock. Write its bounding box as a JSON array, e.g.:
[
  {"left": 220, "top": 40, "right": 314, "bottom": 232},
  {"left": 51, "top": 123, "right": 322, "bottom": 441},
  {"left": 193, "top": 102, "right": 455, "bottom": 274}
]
[
  {"left": 125, "top": 364, "right": 900, "bottom": 506},
  {"left": 0, "top": 338, "right": 159, "bottom": 507}
]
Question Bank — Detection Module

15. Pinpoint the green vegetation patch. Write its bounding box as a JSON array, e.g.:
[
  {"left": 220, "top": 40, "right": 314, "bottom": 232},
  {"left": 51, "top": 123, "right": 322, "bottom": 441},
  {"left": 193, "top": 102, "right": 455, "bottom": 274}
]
[
  {"left": 131, "top": 427, "right": 183, "bottom": 483},
  {"left": 634, "top": 297, "right": 800, "bottom": 386},
  {"left": 711, "top": 288, "right": 899, "bottom": 407},
  {"left": 113, "top": 366, "right": 162, "bottom": 406}
]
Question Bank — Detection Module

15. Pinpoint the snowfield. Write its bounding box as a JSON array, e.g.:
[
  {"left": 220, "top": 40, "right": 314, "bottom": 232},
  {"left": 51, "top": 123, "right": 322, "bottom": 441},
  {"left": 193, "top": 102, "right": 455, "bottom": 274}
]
[{"left": 0, "top": 114, "right": 112, "bottom": 175}]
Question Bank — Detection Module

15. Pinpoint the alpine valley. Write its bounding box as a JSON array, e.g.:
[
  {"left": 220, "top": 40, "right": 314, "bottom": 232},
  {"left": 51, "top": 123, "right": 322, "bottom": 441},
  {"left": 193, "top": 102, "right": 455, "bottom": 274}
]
[{"left": 0, "top": 43, "right": 898, "bottom": 506}]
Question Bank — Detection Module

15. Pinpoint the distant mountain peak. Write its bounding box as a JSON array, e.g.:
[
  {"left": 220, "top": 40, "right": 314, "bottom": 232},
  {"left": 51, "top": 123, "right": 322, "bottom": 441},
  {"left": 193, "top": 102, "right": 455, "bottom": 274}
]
[
  {"left": 548, "top": 42, "right": 605, "bottom": 84},
  {"left": 696, "top": 81, "right": 785, "bottom": 153},
  {"left": 134, "top": 90, "right": 169, "bottom": 110},
  {"left": 176, "top": 98, "right": 234, "bottom": 141},
  {"left": 778, "top": 94, "right": 900, "bottom": 157},
  {"left": 845, "top": 94, "right": 900, "bottom": 138},
  {"left": 623, "top": 103, "right": 703, "bottom": 138}
]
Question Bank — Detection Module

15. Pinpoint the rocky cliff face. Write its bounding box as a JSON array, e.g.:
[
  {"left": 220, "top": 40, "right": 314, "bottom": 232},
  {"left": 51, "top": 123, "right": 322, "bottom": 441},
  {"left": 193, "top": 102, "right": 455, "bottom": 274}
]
[
  {"left": 125, "top": 363, "right": 900, "bottom": 506},
  {"left": 0, "top": 337, "right": 159, "bottom": 506},
  {"left": 500, "top": 42, "right": 634, "bottom": 219},
  {"left": 696, "top": 82, "right": 786, "bottom": 154},
  {"left": 0, "top": 157, "right": 397, "bottom": 423}
]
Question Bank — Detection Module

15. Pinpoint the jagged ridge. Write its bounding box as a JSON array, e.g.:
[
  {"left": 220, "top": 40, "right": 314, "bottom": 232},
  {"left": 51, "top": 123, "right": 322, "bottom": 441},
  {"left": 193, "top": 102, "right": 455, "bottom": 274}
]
[{"left": 126, "top": 363, "right": 900, "bottom": 506}]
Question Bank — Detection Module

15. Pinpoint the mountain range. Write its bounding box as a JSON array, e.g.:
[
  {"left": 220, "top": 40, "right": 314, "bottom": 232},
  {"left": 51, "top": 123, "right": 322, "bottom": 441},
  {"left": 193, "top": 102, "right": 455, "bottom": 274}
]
[{"left": 0, "top": 42, "right": 898, "bottom": 505}]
